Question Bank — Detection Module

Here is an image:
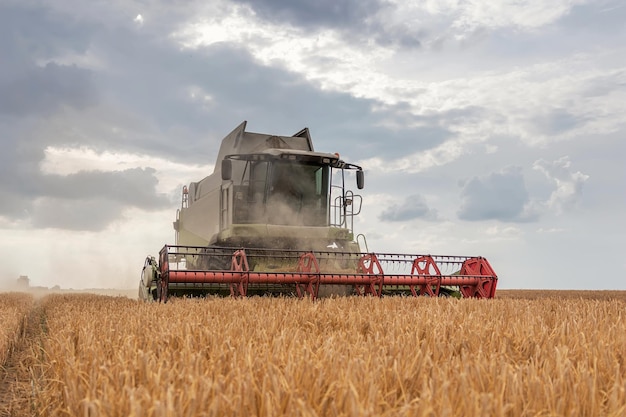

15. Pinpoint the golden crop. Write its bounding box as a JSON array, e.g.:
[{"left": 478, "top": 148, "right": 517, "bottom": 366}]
[
  {"left": 1, "top": 292, "right": 625, "bottom": 416},
  {"left": 0, "top": 293, "right": 33, "bottom": 366}
]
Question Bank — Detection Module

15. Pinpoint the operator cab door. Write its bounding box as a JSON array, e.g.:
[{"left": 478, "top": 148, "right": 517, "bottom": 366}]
[{"left": 220, "top": 182, "right": 233, "bottom": 232}]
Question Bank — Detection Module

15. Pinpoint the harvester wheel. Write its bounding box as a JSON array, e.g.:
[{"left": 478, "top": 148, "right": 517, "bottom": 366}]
[{"left": 158, "top": 278, "right": 168, "bottom": 303}]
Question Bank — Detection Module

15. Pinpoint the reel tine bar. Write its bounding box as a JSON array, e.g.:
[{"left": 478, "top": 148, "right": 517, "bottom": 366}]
[{"left": 158, "top": 245, "right": 498, "bottom": 301}]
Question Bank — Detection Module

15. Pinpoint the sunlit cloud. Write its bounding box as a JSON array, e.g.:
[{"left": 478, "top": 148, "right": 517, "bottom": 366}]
[{"left": 40, "top": 146, "right": 213, "bottom": 192}]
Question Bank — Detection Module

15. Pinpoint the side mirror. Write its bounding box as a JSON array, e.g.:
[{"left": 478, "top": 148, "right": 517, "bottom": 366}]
[
  {"left": 356, "top": 170, "right": 364, "bottom": 189},
  {"left": 221, "top": 159, "right": 232, "bottom": 181}
]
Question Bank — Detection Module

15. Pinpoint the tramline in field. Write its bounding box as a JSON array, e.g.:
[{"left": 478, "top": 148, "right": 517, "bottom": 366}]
[{"left": 139, "top": 121, "right": 498, "bottom": 301}]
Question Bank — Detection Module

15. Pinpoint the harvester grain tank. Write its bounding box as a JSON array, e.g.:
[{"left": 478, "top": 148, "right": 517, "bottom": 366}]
[{"left": 139, "top": 121, "right": 498, "bottom": 301}]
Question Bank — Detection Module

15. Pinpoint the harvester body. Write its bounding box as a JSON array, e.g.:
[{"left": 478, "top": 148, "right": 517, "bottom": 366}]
[
  {"left": 139, "top": 122, "right": 498, "bottom": 301},
  {"left": 173, "top": 121, "right": 363, "bottom": 252}
]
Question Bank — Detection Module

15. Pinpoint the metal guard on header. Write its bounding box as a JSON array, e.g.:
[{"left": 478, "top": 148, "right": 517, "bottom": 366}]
[{"left": 157, "top": 245, "right": 498, "bottom": 301}]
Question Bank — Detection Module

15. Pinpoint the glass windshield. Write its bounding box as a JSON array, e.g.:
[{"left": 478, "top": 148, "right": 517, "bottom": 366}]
[
  {"left": 230, "top": 159, "right": 331, "bottom": 226},
  {"left": 267, "top": 162, "right": 329, "bottom": 226}
]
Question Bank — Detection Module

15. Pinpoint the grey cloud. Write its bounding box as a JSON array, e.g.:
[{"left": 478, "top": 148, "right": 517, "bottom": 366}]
[
  {"left": 0, "top": 166, "right": 170, "bottom": 227},
  {"left": 0, "top": 115, "right": 169, "bottom": 228},
  {"left": 0, "top": 5, "right": 97, "bottom": 115},
  {"left": 230, "top": 0, "right": 385, "bottom": 29},
  {"left": 457, "top": 167, "right": 537, "bottom": 222},
  {"left": 30, "top": 197, "right": 126, "bottom": 231},
  {"left": 530, "top": 108, "right": 584, "bottom": 135},
  {"left": 0, "top": 62, "right": 96, "bottom": 116},
  {"left": 89, "top": 36, "right": 449, "bottom": 161},
  {"left": 367, "top": 22, "right": 425, "bottom": 49},
  {"left": 379, "top": 194, "right": 437, "bottom": 222},
  {"left": 0, "top": 3, "right": 93, "bottom": 75},
  {"left": 315, "top": 123, "right": 450, "bottom": 161},
  {"left": 0, "top": 120, "right": 46, "bottom": 193},
  {"left": 41, "top": 168, "right": 170, "bottom": 209},
  {"left": 310, "top": 103, "right": 480, "bottom": 160},
  {"left": 0, "top": 189, "right": 31, "bottom": 220},
  {"left": 560, "top": 2, "right": 626, "bottom": 35},
  {"left": 230, "top": 0, "right": 426, "bottom": 50},
  {"left": 581, "top": 70, "right": 626, "bottom": 98}
]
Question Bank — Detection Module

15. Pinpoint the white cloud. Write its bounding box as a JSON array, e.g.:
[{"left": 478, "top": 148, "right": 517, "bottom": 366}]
[
  {"left": 173, "top": 5, "right": 394, "bottom": 97},
  {"left": 536, "top": 227, "right": 567, "bottom": 234},
  {"left": 450, "top": 0, "right": 583, "bottom": 32},
  {"left": 187, "top": 85, "right": 215, "bottom": 109},
  {"left": 485, "top": 225, "right": 522, "bottom": 238},
  {"left": 454, "top": 158, "right": 589, "bottom": 223},
  {"left": 359, "top": 139, "right": 465, "bottom": 174},
  {"left": 173, "top": 2, "right": 626, "bottom": 179},
  {"left": 533, "top": 156, "right": 590, "bottom": 214}
]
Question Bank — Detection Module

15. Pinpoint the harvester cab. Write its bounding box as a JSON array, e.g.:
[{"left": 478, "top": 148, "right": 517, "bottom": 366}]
[
  {"left": 172, "top": 121, "right": 364, "bottom": 253},
  {"left": 139, "top": 121, "right": 498, "bottom": 301}
]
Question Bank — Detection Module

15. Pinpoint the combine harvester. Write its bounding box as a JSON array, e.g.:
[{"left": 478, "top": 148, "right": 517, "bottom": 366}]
[{"left": 139, "top": 121, "right": 498, "bottom": 301}]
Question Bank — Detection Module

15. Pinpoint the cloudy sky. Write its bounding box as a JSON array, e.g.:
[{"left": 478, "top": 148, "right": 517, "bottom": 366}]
[{"left": 1, "top": 0, "right": 624, "bottom": 291}]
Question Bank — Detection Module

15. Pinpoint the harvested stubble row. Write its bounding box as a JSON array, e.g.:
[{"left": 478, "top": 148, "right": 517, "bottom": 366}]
[
  {"left": 23, "top": 293, "right": 626, "bottom": 416},
  {"left": 0, "top": 293, "right": 33, "bottom": 366}
]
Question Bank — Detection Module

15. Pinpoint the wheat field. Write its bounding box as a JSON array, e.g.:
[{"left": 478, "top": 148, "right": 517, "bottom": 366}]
[
  {"left": 1, "top": 291, "right": 625, "bottom": 416},
  {"left": 0, "top": 293, "right": 34, "bottom": 367}
]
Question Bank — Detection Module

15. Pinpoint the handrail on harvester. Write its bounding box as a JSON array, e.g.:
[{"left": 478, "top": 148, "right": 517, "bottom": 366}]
[{"left": 156, "top": 245, "right": 498, "bottom": 301}]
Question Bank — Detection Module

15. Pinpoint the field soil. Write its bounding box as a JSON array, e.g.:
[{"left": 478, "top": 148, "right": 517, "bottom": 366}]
[{"left": 0, "top": 295, "right": 40, "bottom": 417}]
